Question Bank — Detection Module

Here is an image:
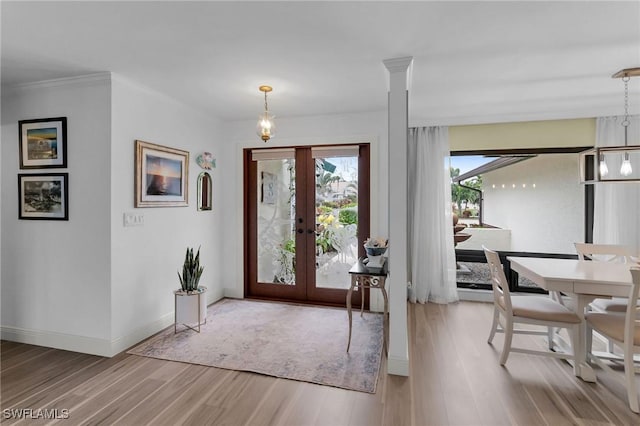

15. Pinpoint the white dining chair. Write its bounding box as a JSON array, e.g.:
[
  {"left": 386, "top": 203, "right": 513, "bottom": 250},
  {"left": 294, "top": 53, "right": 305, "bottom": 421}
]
[
  {"left": 585, "top": 266, "right": 640, "bottom": 413},
  {"left": 575, "top": 242, "right": 638, "bottom": 354},
  {"left": 574, "top": 242, "right": 636, "bottom": 264},
  {"left": 484, "top": 247, "right": 581, "bottom": 366}
]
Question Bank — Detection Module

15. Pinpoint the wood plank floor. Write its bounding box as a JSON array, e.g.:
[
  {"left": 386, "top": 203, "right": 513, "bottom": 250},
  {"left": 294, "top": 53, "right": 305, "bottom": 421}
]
[{"left": 1, "top": 300, "right": 639, "bottom": 425}]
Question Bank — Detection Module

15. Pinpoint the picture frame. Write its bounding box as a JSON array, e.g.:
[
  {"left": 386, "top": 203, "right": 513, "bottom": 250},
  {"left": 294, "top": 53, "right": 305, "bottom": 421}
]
[
  {"left": 19, "top": 117, "right": 67, "bottom": 169},
  {"left": 18, "top": 173, "right": 69, "bottom": 220},
  {"left": 135, "top": 140, "right": 189, "bottom": 207},
  {"left": 261, "top": 171, "right": 277, "bottom": 204}
]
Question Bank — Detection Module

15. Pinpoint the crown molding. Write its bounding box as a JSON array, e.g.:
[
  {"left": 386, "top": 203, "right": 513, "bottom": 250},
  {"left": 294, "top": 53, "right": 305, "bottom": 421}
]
[{"left": 5, "top": 72, "right": 112, "bottom": 92}]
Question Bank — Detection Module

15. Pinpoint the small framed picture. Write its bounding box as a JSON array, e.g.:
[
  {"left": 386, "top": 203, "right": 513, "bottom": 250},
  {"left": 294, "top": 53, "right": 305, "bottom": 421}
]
[
  {"left": 19, "top": 117, "right": 67, "bottom": 169},
  {"left": 135, "top": 140, "right": 189, "bottom": 207},
  {"left": 18, "top": 173, "right": 69, "bottom": 220}
]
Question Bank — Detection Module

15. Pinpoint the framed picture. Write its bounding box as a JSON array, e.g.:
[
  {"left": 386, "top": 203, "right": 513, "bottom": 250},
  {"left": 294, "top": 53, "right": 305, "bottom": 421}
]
[
  {"left": 135, "top": 140, "right": 189, "bottom": 207},
  {"left": 18, "top": 173, "right": 69, "bottom": 220},
  {"left": 261, "top": 171, "right": 277, "bottom": 204},
  {"left": 19, "top": 117, "right": 67, "bottom": 169}
]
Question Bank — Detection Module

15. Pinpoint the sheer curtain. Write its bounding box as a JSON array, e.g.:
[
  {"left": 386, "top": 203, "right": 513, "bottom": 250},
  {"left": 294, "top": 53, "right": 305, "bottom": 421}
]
[
  {"left": 407, "top": 127, "right": 458, "bottom": 304},
  {"left": 593, "top": 115, "right": 640, "bottom": 253}
]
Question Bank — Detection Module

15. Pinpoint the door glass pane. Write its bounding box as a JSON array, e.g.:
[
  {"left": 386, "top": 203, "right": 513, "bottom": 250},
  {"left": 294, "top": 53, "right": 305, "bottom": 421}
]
[
  {"left": 315, "top": 156, "right": 359, "bottom": 289},
  {"left": 257, "top": 158, "right": 296, "bottom": 285}
]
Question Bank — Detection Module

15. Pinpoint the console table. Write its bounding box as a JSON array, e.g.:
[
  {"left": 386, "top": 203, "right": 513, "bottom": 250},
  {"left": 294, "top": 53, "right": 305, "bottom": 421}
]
[{"left": 347, "top": 257, "right": 389, "bottom": 352}]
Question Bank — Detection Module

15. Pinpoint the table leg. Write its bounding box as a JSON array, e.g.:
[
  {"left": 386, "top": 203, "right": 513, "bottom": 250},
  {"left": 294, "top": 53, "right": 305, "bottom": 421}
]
[
  {"left": 346, "top": 276, "right": 355, "bottom": 352},
  {"left": 575, "top": 294, "right": 597, "bottom": 382},
  {"left": 360, "top": 277, "right": 365, "bottom": 317},
  {"left": 380, "top": 280, "right": 389, "bottom": 355}
]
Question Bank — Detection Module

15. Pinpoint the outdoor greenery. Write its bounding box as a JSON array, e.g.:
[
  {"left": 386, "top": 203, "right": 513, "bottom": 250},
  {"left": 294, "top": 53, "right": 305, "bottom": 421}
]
[
  {"left": 450, "top": 167, "right": 482, "bottom": 215},
  {"left": 316, "top": 171, "right": 340, "bottom": 198},
  {"left": 272, "top": 157, "right": 362, "bottom": 282},
  {"left": 338, "top": 209, "right": 358, "bottom": 225}
]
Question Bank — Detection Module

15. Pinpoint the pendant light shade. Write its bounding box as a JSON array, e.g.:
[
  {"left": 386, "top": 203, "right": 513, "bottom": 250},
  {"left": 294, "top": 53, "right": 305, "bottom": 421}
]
[{"left": 257, "top": 85, "right": 276, "bottom": 142}]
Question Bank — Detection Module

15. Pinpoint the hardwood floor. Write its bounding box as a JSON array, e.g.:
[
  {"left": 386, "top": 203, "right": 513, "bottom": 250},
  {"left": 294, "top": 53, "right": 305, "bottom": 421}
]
[{"left": 1, "top": 300, "right": 639, "bottom": 425}]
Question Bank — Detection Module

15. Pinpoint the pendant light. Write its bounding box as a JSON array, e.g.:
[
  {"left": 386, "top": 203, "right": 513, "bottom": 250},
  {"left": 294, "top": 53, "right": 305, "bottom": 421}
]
[
  {"left": 618, "top": 74, "right": 633, "bottom": 176},
  {"left": 256, "top": 85, "right": 276, "bottom": 142},
  {"left": 580, "top": 67, "right": 640, "bottom": 183}
]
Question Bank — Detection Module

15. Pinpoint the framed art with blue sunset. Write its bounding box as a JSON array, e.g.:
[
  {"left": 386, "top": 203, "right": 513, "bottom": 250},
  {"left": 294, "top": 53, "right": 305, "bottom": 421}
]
[{"left": 135, "top": 140, "right": 189, "bottom": 207}]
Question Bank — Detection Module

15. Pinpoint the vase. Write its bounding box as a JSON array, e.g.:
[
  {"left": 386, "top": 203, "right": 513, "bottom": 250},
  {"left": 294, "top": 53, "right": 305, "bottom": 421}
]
[{"left": 365, "top": 246, "right": 387, "bottom": 268}]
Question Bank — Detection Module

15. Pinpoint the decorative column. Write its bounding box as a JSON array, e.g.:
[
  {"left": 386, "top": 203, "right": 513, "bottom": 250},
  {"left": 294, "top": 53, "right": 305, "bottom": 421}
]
[{"left": 383, "top": 56, "right": 413, "bottom": 376}]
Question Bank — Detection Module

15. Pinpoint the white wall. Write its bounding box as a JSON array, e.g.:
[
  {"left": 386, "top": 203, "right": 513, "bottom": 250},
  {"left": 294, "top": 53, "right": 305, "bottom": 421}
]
[
  {"left": 109, "top": 76, "right": 224, "bottom": 354},
  {"left": 1, "top": 75, "right": 113, "bottom": 354},
  {"left": 482, "top": 154, "right": 584, "bottom": 254},
  {"left": 1, "top": 73, "right": 224, "bottom": 356},
  {"left": 221, "top": 112, "right": 388, "bottom": 302}
]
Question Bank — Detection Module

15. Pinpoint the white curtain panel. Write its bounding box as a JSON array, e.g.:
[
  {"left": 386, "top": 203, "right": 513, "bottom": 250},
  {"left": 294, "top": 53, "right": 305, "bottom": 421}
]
[
  {"left": 593, "top": 115, "right": 640, "bottom": 253},
  {"left": 407, "top": 127, "right": 458, "bottom": 304}
]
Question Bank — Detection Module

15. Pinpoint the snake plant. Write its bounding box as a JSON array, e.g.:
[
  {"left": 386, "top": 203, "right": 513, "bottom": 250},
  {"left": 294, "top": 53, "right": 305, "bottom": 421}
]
[{"left": 178, "top": 247, "right": 204, "bottom": 292}]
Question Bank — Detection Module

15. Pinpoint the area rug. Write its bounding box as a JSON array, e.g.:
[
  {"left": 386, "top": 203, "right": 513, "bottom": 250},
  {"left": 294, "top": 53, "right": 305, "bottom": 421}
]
[{"left": 127, "top": 298, "right": 384, "bottom": 393}]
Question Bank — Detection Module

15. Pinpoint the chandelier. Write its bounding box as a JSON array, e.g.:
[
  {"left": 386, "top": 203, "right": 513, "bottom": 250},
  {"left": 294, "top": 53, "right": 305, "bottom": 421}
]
[
  {"left": 581, "top": 67, "right": 640, "bottom": 183},
  {"left": 256, "top": 85, "right": 276, "bottom": 142}
]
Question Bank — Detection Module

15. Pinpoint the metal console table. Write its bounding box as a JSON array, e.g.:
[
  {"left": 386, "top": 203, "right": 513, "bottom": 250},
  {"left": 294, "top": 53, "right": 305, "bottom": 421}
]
[{"left": 347, "top": 257, "right": 389, "bottom": 352}]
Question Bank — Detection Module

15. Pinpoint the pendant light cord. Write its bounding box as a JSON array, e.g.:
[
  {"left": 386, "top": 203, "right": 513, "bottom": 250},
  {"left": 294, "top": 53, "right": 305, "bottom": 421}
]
[{"left": 623, "top": 76, "right": 630, "bottom": 147}]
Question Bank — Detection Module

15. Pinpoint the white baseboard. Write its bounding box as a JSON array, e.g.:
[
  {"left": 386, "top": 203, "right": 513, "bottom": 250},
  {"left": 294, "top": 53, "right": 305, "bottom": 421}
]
[
  {"left": 109, "top": 312, "right": 175, "bottom": 356},
  {"left": 458, "top": 288, "right": 493, "bottom": 302},
  {"left": 224, "top": 287, "right": 244, "bottom": 299},
  {"left": 1, "top": 325, "right": 112, "bottom": 357},
  {"left": 1, "top": 293, "right": 230, "bottom": 357},
  {"left": 387, "top": 355, "right": 410, "bottom": 376}
]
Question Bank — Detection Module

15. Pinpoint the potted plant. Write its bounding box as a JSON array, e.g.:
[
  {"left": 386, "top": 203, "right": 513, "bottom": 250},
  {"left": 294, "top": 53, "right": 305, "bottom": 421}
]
[
  {"left": 174, "top": 247, "right": 207, "bottom": 332},
  {"left": 364, "top": 237, "right": 388, "bottom": 270}
]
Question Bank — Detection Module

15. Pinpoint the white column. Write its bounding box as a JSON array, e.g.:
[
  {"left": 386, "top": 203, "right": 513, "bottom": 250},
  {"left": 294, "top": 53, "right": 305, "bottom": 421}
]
[{"left": 383, "top": 56, "right": 413, "bottom": 376}]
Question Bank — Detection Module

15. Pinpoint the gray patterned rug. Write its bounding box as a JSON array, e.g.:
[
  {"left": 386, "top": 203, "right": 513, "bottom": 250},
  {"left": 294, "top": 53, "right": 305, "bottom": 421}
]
[{"left": 127, "top": 298, "right": 384, "bottom": 393}]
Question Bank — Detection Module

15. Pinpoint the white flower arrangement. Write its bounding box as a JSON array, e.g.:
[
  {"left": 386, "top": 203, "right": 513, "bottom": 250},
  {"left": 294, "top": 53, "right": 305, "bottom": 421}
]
[
  {"left": 364, "top": 237, "right": 388, "bottom": 248},
  {"left": 364, "top": 237, "right": 388, "bottom": 260}
]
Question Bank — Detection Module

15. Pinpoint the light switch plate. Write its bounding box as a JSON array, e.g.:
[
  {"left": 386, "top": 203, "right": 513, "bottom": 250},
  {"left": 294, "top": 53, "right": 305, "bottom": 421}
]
[{"left": 123, "top": 212, "right": 144, "bottom": 227}]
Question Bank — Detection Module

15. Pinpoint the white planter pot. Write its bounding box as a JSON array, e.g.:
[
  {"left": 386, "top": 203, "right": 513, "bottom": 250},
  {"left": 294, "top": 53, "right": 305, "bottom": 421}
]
[{"left": 174, "top": 286, "right": 207, "bottom": 327}]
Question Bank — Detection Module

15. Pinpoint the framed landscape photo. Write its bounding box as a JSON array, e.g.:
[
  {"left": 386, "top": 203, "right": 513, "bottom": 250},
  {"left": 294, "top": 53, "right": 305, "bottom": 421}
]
[
  {"left": 135, "top": 140, "right": 189, "bottom": 207},
  {"left": 19, "top": 117, "right": 67, "bottom": 169},
  {"left": 18, "top": 173, "right": 69, "bottom": 220}
]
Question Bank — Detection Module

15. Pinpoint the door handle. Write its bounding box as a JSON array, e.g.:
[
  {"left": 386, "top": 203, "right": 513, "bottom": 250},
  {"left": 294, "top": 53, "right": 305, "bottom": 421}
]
[
  {"left": 297, "top": 229, "right": 304, "bottom": 234},
  {"left": 307, "top": 229, "right": 314, "bottom": 234}
]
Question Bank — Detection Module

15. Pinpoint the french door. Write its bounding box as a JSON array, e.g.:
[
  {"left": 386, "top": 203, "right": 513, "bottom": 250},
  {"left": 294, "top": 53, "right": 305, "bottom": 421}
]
[{"left": 245, "top": 144, "right": 370, "bottom": 306}]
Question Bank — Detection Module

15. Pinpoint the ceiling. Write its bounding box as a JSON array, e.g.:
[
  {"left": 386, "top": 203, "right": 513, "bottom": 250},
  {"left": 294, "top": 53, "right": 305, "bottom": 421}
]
[{"left": 2, "top": 1, "right": 639, "bottom": 126}]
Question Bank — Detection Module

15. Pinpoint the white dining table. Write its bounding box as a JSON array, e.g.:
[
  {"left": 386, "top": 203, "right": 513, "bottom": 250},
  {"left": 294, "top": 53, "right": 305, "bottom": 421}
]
[{"left": 507, "top": 256, "right": 634, "bottom": 382}]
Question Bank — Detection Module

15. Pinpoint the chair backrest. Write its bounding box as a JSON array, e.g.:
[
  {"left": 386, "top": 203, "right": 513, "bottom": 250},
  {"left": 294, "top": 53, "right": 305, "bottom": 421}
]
[
  {"left": 625, "top": 266, "right": 640, "bottom": 347},
  {"left": 574, "top": 243, "right": 635, "bottom": 263},
  {"left": 483, "top": 246, "right": 512, "bottom": 311}
]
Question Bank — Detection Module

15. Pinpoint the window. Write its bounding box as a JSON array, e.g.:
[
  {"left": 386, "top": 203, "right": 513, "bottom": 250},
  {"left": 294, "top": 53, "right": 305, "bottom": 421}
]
[{"left": 451, "top": 148, "right": 592, "bottom": 292}]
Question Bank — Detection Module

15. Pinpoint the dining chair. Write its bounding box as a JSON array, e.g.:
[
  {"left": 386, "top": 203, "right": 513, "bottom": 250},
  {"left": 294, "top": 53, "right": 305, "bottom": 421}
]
[
  {"left": 574, "top": 242, "right": 636, "bottom": 264},
  {"left": 585, "top": 266, "right": 640, "bottom": 413},
  {"left": 574, "top": 242, "right": 638, "bottom": 354},
  {"left": 484, "top": 247, "right": 581, "bottom": 366}
]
